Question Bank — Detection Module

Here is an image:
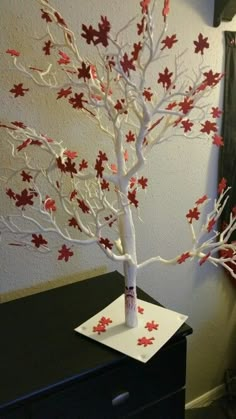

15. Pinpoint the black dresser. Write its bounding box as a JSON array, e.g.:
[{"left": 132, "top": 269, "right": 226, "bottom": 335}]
[{"left": 0, "top": 271, "right": 192, "bottom": 418}]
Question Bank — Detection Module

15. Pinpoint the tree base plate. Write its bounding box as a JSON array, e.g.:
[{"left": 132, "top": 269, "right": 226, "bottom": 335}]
[{"left": 75, "top": 295, "right": 188, "bottom": 363}]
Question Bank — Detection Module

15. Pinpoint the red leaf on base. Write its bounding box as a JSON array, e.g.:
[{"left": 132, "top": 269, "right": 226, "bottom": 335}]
[
  {"left": 58, "top": 245, "right": 74, "bottom": 262},
  {"left": 137, "top": 337, "right": 155, "bottom": 347},
  {"left": 99, "top": 316, "right": 112, "bottom": 326},
  {"left": 93, "top": 324, "right": 106, "bottom": 334},
  {"left": 145, "top": 321, "right": 159, "bottom": 332}
]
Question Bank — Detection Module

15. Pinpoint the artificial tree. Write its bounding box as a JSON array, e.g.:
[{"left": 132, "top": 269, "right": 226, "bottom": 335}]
[{"left": 1, "top": 0, "right": 236, "bottom": 330}]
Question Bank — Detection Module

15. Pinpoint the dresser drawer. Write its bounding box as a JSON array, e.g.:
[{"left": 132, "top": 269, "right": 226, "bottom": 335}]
[{"left": 31, "top": 338, "right": 186, "bottom": 419}]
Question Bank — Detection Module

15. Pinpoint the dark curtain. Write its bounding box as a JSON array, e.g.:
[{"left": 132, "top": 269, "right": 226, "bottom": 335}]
[{"left": 219, "top": 31, "right": 236, "bottom": 278}]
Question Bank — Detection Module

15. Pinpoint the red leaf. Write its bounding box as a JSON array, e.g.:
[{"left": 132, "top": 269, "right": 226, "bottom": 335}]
[
  {"left": 212, "top": 134, "right": 224, "bottom": 147},
  {"left": 31, "top": 234, "right": 48, "bottom": 248},
  {"left": 44, "top": 196, "right": 56, "bottom": 212},
  {"left": 181, "top": 119, "right": 193, "bottom": 132},
  {"left": 40, "top": 9, "right": 52, "bottom": 23},
  {"left": 200, "top": 120, "right": 217, "bottom": 135},
  {"left": 101, "top": 179, "right": 110, "bottom": 191},
  {"left": 193, "top": 33, "right": 209, "bottom": 55},
  {"left": 138, "top": 176, "right": 148, "bottom": 189},
  {"left": 81, "top": 24, "right": 96, "bottom": 45},
  {"left": 114, "top": 99, "right": 127, "bottom": 114},
  {"left": 211, "top": 107, "right": 223, "bottom": 118},
  {"left": 65, "top": 158, "right": 77, "bottom": 177},
  {"left": 98, "top": 150, "right": 108, "bottom": 162},
  {"left": 161, "top": 34, "right": 177, "bottom": 50},
  {"left": 77, "top": 62, "right": 91, "bottom": 81},
  {"left": 58, "top": 50, "right": 71, "bottom": 65},
  {"left": 17, "top": 138, "right": 31, "bottom": 152},
  {"left": 140, "top": 0, "right": 151, "bottom": 14},
  {"left": 78, "top": 199, "right": 90, "bottom": 214},
  {"left": 70, "top": 190, "right": 77, "bottom": 201},
  {"left": 137, "top": 336, "right": 155, "bottom": 347},
  {"left": 6, "top": 188, "right": 16, "bottom": 200},
  {"left": 43, "top": 40, "right": 53, "bottom": 55},
  {"left": 79, "top": 159, "right": 88, "bottom": 171},
  {"left": 99, "top": 316, "right": 112, "bottom": 326},
  {"left": 126, "top": 130, "right": 136, "bottom": 143},
  {"left": 6, "top": 49, "right": 20, "bottom": 57},
  {"left": 179, "top": 98, "right": 194, "bottom": 115},
  {"left": 94, "top": 159, "right": 104, "bottom": 178},
  {"left": 54, "top": 11, "right": 66, "bottom": 26},
  {"left": 207, "top": 218, "right": 216, "bottom": 233},
  {"left": 162, "top": 0, "right": 170, "bottom": 20},
  {"left": 11, "top": 121, "right": 26, "bottom": 129},
  {"left": 56, "top": 156, "right": 66, "bottom": 173},
  {"left": 177, "top": 252, "right": 191, "bottom": 264},
  {"left": 195, "top": 195, "right": 208, "bottom": 205},
  {"left": 157, "top": 67, "right": 173, "bottom": 89},
  {"left": 93, "top": 324, "right": 106, "bottom": 334},
  {"left": 166, "top": 101, "right": 177, "bottom": 110},
  {"left": 137, "top": 17, "right": 146, "bottom": 36},
  {"left": 138, "top": 306, "right": 144, "bottom": 314},
  {"left": 69, "top": 92, "right": 88, "bottom": 108},
  {"left": 145, "top": 321, "right": 159, "bottom": 332},
  {"left": 63, "top": 150, "right": 78, "bottom": 159},
  {"left": 203, "top": 70, "right": 222, "bottom": 87},
  {"left": 186, "top": 207, "right": 200, "bottom": 223},
  {"left": 199, "top": 252, "right": 211, "bottom": 266},
  {"left": 143, "top": 87, "right": 153, "bottom": 102},
  {"left": 10, "top": 83, "right": 29, "bottom": 98},
  {"left": 99, "top": 237, "right": 113, "bottom": 250},
  {"left": 15, "top": 189, "right": 34, "bottom": 208},
  {"left": 68, "top": 217, "right": 82, "bottom": 231},
  {"left": 218, "top": 177, "right": 227, "bottom": 194},
  {"left": 128, "top": 189, "right": 139, "bottom": 208},
  {"left": 57, "top": 87, "right": 72, "bottom": 100},
  {"left": 21, "top": 170, "right": 33, "bottom": 182},
  {"left": 120, "top": 53, "right": 135, "bottom": 76},
  {"left": 131, "top": 42, "right": 142, "bottom": 61},
  {"left": 58, "top": 244, "right": 74, "bottom": 262}
]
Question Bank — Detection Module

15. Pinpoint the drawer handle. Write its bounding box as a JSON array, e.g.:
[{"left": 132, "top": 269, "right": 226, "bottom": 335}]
[{"left": 112, "top": 391, "right": 130, "bottom": 407}]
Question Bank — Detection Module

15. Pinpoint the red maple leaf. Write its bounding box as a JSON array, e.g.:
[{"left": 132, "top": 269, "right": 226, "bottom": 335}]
[
  {"left": 161, "top": 34, "right": 178, "bottom": 50},
  {"left": 143, "top": 88, "right": 153, "bottom": 102},
  {"left": 126, "top": 130, "right": 136, "bottom": 143},
  {"left": 11, "top": 121, "right": 26, "bottom": 129},
  {"left": 207, "top": 218, "right": 216, "bottom": 233},
  {"left": 162, "top": 0, "right": 170, "bottom": 21},
  {"left": 95, "top": 16, "right": 111, "bottom": 47},
  {"left": 15, "top": 189, "right": 34, "bottom": 208},
  {"left": 99, "top": 316, "right": 112, "bottom": 326},
  {"left": 58, "top": 50, "right": 70, "bottom": 65},
  {"left": 114, "top": 99, "right": 127, "bottom": 114},
  {"left": 68, "top": 217, "right": 82, "bottom": 231},
  {"left": 69, "top": 92, "right": 93, "bottom": 115},
  {"left": 137, "top": 17, "right": 146, "bottom": 36},
  {"left": 193, "top": 33, "right": 209, "bottom": 55},
  {"left": 203, "top": 70, "right": 221, "bottom": 87},
  {"left": 6, "top": 188, "right": 16, "bottom": 200},
  {"left": 177, "top": 252, "right": 191, "bottom": 264},
  {"left": 81, "top": 24, "right": 96, "bottom": 45},
  {"left": 63, "top": 150, "right": 78, "bottom": 160},
  {"left": 44, "top": 196, "right": 56, "bottom": 212},
  {"left": 128, "top": 189, "right": 139, "bottom": 208},
  {"left": 137, "top": 336, "right": 155, "bottom": 347},
  {"left": 10, "top": 83, "right": 29, "bottom": 98},
  {"left": 101, "top": 179, "right": 110, "bottom": 191},
  {"left": 65, "top": 158, "right": 77, "bottom": 177},
  {"left": 131, "top": 42, "right": 142, "bottom": 61},
  {"left": 6, "top": 49, "right": 20, "bottom": 57},
  {"left": 56, "top": 156, "right": 66, "bottom": 172},
  {"left": 77, "top": 62, "right": 91, "bottom": 81},
  {"left": 212, "top": 134, "right": 224, "bottom": 147},
  {"left": 138, "top": 176, "right": 148, "bottom": 189},
  {"left": 31, "top": 234, "right": 48, "bottom": 248},
  {"left": 58, "top": 244, "right": 74, "bottom": 262},
  {"left": 179, "top": 97, "right": 194, "bottom": 115},
  {"left": 54, "top": 11, "right": 66, "bottom": 26},
  {"left": 166, "top": 101, "right": 177, "bottom": 110},
  {"left": 181, "top": 119, "right": 193, "bottom": 133},
  {"left": 79, "top": 159, "right": 88, "bottom": 171},
  {"left": 218, "top": 177, "right": 227, "bottom": 194},
  {"left": 70, "top": 190, "right": 77, "bottom": 201},
  {"left": 43, "top": 40, "right": 53, "bottom": 55},
  {"left": 195, "top": 195, "right": 208, "bottom": 205},
  {"left": 145, "top": 321, "right": 159, "bottom": 332},
  {"left": 200, "top": 120, "right": 217, "bottom": 135},
  {"left": 57, "top": 87, "right": 72, "bottom": 100},
  {"left": 95, "top": 159, "right": 104, "bottom": 178},
  {"left": 99, "top": 237, "right": 113, "bottom": 250},
  {"left": 138, "top": 306, "right": 144, "bottom": 314},
  {"left": 211, "top": 107, "right": 223, "bottom": 118},
  {"left": 40, "top": 9, "right": 52, "bottom": 23},
  {"left": 21, "top": 170, "right": 33, "bottom": 182},
  {"left": 199, "top": 252, "right": 211, "bottom": 266},
  {"left": 17, "top": 138, "right": 31, "bottom": 152},
  {"left": 157, "top": 67, "right": 173, "bottom": 89},
  {"left": 93, "top": 324, "right": 106, "bottom": 334},
  {"left": 186, "top": 207, "right": 200, "bottom": 223},
  {"left": 98, "top": 150, "right": 108, "bottom": 162},
  {"left": 78, "top": 199, "right": 90, "bottom": 214},
  {"left": 120, "top": 53, "right": 136, "bottom": 76},
  {"left": 140, "top": 0, "right": 151, "bottom": 14}
]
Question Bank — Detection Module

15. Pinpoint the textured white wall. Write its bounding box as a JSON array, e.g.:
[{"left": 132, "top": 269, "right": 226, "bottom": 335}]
[{"left": 0, "top": 0, "right": 235, "bottom": 402}]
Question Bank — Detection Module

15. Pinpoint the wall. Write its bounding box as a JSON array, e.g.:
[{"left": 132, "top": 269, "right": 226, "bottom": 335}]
[{"left": 0, "top": 0, "right": 235, "bottom": 402}]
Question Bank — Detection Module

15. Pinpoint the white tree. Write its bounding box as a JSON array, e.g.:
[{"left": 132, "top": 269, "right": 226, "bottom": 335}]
[{"left": 1, "top": 0, "right": 236, "bottom": 327}]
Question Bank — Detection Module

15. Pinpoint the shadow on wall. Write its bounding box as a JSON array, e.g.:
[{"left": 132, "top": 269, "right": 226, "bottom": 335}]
[{"left": 181, "top": 0, "right": 215, "bottom": 26}]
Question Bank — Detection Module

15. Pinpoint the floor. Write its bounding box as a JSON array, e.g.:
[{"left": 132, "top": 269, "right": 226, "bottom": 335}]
[{"left": 185, "top": 396, "right": 236, "bottom": 419}]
